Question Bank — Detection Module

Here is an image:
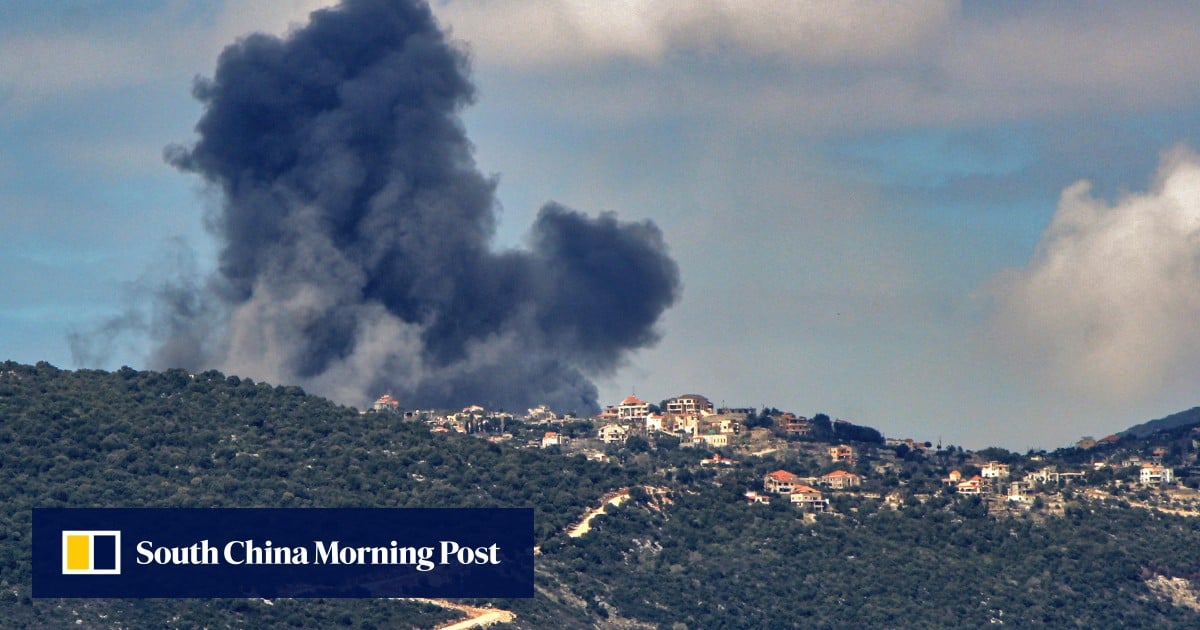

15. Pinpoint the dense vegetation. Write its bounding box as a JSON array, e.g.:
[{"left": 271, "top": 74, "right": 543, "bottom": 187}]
[
  {"left": 0, "top": 362, "right": 627, "bottom": 627},
  {"left": 4, "top": 362, "right": 1200, "bottom": 627},
  {"left": 552, "top": 488, "right": 1200, "bottom": 627}
]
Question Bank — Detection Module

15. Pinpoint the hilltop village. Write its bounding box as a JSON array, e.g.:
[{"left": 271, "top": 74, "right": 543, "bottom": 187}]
[{"left": 368, "top": 393, "right": 1200, "bottom": 519}]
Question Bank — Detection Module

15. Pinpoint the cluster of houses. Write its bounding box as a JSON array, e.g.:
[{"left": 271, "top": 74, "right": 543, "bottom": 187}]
[
  {"left": 1090, "top": 451, "right": 1178, "bottom": 487},
  {"left": 371, "top": 395, "right": 517, "bottom": 434},
  {"left": 752, "top": 456, "right": 1180, "bottom": 515},
  {"left": 370, "top": 391, "right": 1198, "bottom": 518},
  {"left": 597, "top": 394, "right": 744, "bottom": 447},
  {"left": 743, "top": 445, "right": 864, "bottom": 511},
  {"left": 370, "top": 391, "right": 746, "bottom": 448},
  {"left": 939, "top": 458, "right": 1174, "bottom": 505}
]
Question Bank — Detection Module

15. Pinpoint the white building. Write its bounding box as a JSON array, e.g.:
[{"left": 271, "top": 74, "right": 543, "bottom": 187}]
[
  {"left": 789, "top": 485, "right": 829, "bottom": 512},
  {"left": 597, "top": 424, "right": 628, "bottom": 445},
  {"left": 696, "top": 433, "right": 729, "bottom": 447},
  {"left": 618, "top": 396, "right": 650, "bottom": 424},
  {"left": 666, "top": 394, "right": 713, "bottom": 416},
  {"left": 674, "top": 414, "right": 700, "bottom": 436},
  {"left": 981, "top": 461, "right": 1010, "bottom": 479},
  {"left": 1140, "top": 464, "right": 1174, "bottom": 486},
  {"left": 819, "top": 470, "right": 862, "bottom": 490},
  {"left": 542, "top": 432, "right": 569, "bottom": 449},
  {"left": 526, "top": 404, "right": 556, "bottom": 423}
]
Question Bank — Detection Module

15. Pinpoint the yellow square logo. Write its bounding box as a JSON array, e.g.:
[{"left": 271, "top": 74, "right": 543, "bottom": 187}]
[{"left": 61, "top": 531, "right": 121, "bottom": 575}]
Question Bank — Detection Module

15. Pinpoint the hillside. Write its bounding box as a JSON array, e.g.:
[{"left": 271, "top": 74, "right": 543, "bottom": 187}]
[
  {"left": 1122, "top": 407, "right": 1200, "bottom": 439},
  {"left": 0, "top": 362, "right": 622, "bottom": 627},
  {"left": 5, "top": 362, "right": 1200, "bottom": 627}
]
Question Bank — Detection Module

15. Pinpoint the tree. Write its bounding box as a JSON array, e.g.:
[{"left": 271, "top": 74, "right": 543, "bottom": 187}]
[{"left": 811, "top": 414, "right": 833, "bottom": 437}]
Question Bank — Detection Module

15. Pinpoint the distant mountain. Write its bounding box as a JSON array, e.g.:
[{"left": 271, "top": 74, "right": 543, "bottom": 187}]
[{"left": 1121, "top": 406, "right": 1200, "bottom": 439}]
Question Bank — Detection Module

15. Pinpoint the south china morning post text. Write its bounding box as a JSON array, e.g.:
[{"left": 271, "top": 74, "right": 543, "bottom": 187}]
[
  {"left": 33, "top": 508, "right": 534, "bottom": 598},
  {"left": 134, "top": 538, "right": 501, "bottom": 571}
]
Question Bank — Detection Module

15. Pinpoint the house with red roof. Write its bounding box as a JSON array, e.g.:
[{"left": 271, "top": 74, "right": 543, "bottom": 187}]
[
  {"left": 819, "top": 469, "right": 863, "bottom": 490},
  {"left": 957, "top": 475, "right": 984, "bottom": 495},
  {"left": 618, "top": 395, "right": 650, "bottom": 424},
  {"left": 764, "top": 469, "right": 803, "bottom": 494},
  {"left": 789, "top": 485, "right": 829, "bottom": 511},
  {"left": 542, "top": 431, "right": 569, "bottom": 449}
]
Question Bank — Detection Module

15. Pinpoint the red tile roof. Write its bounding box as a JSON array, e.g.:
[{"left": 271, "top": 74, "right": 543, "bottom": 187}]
[{"left": 766, "top": 469, "right": 801, "bottom": 483}]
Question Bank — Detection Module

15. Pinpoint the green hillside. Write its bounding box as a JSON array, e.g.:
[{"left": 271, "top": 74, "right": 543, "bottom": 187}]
[{"left": 4, "top": 362, "right": 1200, "bottom": 627}]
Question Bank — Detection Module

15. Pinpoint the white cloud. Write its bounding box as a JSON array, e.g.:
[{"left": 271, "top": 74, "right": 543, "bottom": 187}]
[
  {"left": 943, "top": 4, "right": 1200, "bottom": 116},
  {"left": 434, "top": 0, "right": 956, "bottom": 69},
  {"left": 439, "top": 1, "right": 1200, "bottom": 133},
  {"left": 8, "top": 1, "right": 1199, "bottom": 130},
  {"left": 986, "top": 147, "right": 1200, "bottom": 402}
]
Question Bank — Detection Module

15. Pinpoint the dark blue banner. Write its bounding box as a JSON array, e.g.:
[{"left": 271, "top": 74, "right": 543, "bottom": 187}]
[{"left": 33, "top": 508, "right": 534, "bottom": 598}]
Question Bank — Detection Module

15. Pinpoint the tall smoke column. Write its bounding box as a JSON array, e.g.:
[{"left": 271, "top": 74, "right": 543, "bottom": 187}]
[{"left": 156, "top": 0, "right": 680, "bottom": 414}]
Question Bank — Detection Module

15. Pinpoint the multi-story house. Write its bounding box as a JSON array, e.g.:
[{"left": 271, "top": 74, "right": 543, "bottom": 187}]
[
  {"left": 1140, "top": 464, "right": 1174, "bottom": 486},
  {"left": 779, "top": 413, "right": 811, "bottom": 436},
  {"left": 618, "top": 396, "right": 650, "bottom": 424},
  {"left": 598, "top": 424, "right": 628, "bottom": 445},
  {"left": 819, "top": 470, "right": 863, "bottom": 490},
  {"left": 666, "top": 394, "right": 714, "bottom": 416},
  {"left": 829, "top": 444, "right": 855, "bottom": 463},
  {"left": 981, "top": 461, "right": 1010, "bottom": 478},
  {"left": 764, "top": 470, "right": 803, "bottom": 494},
  {"left": 957, "top": 475, "right": 984, "bottom": 495},
  {"left": 789, "top": 485, "right": 829, "bottom": 511}
]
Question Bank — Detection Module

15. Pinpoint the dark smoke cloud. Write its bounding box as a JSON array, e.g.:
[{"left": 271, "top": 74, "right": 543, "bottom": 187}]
[
  {"left": 130, "top": 0, "right": 678, "bottom": 414},
  {"left": 69, "top": 238, "right": 217, "bottom": 370}
]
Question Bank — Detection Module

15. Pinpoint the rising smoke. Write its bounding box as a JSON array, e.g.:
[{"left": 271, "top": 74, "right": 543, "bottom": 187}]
[{"left": 90, "top": 0, "right": 680, "bottom": 414}]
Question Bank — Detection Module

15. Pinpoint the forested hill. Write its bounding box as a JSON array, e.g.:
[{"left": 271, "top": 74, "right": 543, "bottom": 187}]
[
  {"left": 5, "top": 362, "right": 1200, "bottom": 627},
  {"left": 0, "top": 362, "right": 628, "bottom": 627}
]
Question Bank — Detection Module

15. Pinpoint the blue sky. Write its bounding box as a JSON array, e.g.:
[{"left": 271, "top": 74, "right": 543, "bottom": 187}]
[{"left": 6, "top": 1, "right": 1200, "bottom": 449}]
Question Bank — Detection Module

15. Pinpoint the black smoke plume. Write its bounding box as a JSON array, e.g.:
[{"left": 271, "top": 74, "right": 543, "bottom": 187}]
[{"left": 137, "top": 0, "right": 678, "bottom": 414}]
